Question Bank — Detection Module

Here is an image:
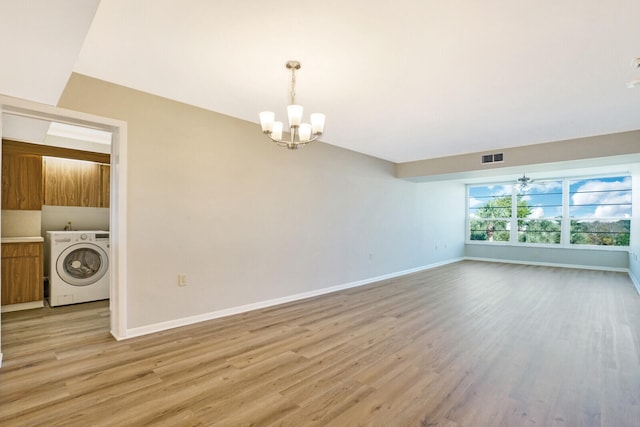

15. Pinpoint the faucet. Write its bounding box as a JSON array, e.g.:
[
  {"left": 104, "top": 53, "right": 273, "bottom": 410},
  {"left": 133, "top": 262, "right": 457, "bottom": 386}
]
[{"left": 64, "top": 221, "right": 72, "bottom": 231}]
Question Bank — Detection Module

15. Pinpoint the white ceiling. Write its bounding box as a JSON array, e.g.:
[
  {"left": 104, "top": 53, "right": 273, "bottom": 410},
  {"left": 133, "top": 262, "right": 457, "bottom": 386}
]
[
  {"left": 0, "top": 0, "right": 100, "bottom": 105},
  {"left": 2, "top": 0, "right": 639, "bottom": 163}
]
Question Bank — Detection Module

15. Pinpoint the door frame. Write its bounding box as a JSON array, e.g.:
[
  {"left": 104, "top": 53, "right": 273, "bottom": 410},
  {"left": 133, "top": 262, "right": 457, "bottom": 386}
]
[{"left": 0, "top": 94, "right": 128, "bottom": 365}]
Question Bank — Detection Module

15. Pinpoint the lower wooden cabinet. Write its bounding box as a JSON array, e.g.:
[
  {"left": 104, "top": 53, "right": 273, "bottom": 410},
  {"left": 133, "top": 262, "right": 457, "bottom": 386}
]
[{"left": 1, "top": 242, "right": 43, "bottom": 305}]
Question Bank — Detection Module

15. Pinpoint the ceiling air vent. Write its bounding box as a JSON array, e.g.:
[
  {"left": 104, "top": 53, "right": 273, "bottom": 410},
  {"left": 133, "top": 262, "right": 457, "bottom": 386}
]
[{"left": 481, "top": 153, "right": 504, "bottom": 164}]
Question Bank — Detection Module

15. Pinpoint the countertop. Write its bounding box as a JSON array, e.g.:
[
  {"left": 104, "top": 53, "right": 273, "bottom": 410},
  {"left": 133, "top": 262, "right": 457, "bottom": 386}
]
[{"left": 1, "top": 236, "right": 45, "bottom": 243}]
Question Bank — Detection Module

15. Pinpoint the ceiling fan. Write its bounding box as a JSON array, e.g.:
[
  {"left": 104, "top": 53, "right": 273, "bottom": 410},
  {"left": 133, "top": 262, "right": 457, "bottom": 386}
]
[{"left": 517, "top": 174, "right": 533, "bottom": 192}]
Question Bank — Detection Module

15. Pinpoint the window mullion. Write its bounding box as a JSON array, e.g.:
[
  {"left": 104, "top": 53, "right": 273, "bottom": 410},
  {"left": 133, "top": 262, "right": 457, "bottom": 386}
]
[
  {"left": 561, "top": 179, "right": 570, "bottom": 246},
  {"left": 511, "top": 185, "right": 518, "bottom": 244}
]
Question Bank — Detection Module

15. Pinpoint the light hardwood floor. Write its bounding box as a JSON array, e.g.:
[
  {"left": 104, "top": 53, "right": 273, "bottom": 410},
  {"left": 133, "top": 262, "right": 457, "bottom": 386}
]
[{"left": 1, "top": 261, "right": 639, "bottom": 426}]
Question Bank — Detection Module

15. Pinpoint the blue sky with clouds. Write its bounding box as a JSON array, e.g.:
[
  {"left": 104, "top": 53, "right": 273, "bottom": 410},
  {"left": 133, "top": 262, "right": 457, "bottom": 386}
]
[
  {"left": 570, "top": 176, "right": 631, "bottom": 219},
  {"left": 469, "top": 176, "right": 631, "bottom": 220}
]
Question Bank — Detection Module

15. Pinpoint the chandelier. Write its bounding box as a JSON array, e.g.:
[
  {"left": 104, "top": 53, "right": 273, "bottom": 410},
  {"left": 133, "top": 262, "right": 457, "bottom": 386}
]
[{"left": 259, "top": 61, "right": 326, "bottom": 150}]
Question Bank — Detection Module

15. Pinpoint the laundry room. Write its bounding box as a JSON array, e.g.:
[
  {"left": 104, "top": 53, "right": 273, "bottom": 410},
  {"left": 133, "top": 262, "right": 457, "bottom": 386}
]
[{"left": 1, "top": 114, "right": 111, "bottom": 312}]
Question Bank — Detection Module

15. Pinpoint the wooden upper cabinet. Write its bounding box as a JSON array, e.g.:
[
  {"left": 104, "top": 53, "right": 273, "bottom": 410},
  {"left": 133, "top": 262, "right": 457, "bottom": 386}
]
[
  {"left": 1, "top": 152, "right": 43, "bottom": 210},
  {"left": 2, "top": 140, "right": 110, "bottom": 209},
  {"left": 100, "top": 164, "right": 110, "bottom": 208},
  {"left": 43, "top": 157, "right": 110, "bottom": 208}
]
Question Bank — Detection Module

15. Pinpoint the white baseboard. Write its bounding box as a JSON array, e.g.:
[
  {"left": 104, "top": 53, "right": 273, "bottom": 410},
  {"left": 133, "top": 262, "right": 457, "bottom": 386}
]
[
  {"left": 464, "top": 256, "right": 629, "bottom": 273},
  {"left": 124, "top": 258, "right": 463, "bottom": 339},
  {"left": 629, "top": 271, "right": 640, "bottom": 296},
  {"left": 1, "top": 300, "right": 44, "bottom": 313}
]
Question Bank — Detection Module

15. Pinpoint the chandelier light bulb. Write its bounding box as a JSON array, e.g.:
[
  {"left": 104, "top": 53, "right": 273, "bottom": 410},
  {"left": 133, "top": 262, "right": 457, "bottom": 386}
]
[
  {"left": 271, "top": 121, "right": 283, "bottom": 141},
  {"left": 299, "top": 123, "right": 312, "bottom": 141},
  {"left": 287, "top": 105, "right": 303, "bottom": 127},
  {"left": 310, "top": 113, "right": 326, "bottom": 134},
  {"left": 259, "top": 111, "right": 275, "bottom": 132}
]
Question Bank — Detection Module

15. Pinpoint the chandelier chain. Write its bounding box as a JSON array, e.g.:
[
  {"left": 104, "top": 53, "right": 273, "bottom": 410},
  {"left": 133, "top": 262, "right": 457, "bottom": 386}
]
[{"left": 290, "top": 66, "right": 296, "bottom": 105}]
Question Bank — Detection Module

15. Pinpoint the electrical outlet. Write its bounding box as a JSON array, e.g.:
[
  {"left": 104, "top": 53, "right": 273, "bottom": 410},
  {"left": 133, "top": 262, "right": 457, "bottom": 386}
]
[{"left": 178, "top": 274, "right": 187, "bottom": 287}]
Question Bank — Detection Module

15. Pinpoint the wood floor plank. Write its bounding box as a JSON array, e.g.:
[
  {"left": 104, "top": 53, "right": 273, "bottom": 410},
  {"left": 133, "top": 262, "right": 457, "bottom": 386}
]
[{"left": 1, "top": 260, "right": 640, "bottom": 426}]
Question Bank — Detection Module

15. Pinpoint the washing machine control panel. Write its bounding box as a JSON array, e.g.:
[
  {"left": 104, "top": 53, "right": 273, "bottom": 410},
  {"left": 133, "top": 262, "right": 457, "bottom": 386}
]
[
  {"left": 52, "top": 231, "right": 110, "bottom": 244},
  {"left": 95, "top": 233, "right": 110, "bottom": 241},
  {"left": 73, "top": 233, "right": 93, "bottom": 242}
]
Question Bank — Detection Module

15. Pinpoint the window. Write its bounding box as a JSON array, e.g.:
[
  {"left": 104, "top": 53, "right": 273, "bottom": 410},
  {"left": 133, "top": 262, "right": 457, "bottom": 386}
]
[
  {"left": 518, "top": 181, "right": 562, "bottom": 244},
  {"left": 467, "top": 175, "right": 631, "bottom": 247},
  {"left": 569, "top": 177, "right": 631, "bottom": 246},
  {"left": 468, "top": 184, "right": 512, "bottom": 242}
]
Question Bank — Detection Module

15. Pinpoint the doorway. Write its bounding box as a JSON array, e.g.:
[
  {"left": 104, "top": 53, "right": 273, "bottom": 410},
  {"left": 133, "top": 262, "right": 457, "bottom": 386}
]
[{"left": 0, "top": 95, "right": 127, "bottom": 366}]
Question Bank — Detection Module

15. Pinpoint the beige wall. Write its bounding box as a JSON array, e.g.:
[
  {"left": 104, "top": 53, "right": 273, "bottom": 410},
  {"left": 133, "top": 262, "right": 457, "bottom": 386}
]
[
  {"left": 58, "top": 74, "right": 465, "bottom": 329},
  {"left": 397, "top": 130, "right": 640, "bottom": 180},
  {"left": 1, "top": 210, "right": 41, "bottom": 237}
]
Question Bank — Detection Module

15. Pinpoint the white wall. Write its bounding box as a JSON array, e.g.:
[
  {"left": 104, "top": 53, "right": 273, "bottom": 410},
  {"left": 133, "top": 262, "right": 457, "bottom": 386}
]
[
  {"left": 58, "top": 74, "right": 466, "bottom": 330},
  {"left": 417, "top": 181, "right": 466, "bottom": 263}
]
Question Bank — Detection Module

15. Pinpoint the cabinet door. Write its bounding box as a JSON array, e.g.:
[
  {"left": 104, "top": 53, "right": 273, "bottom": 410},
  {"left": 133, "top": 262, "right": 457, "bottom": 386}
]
[
  {"left": 43, "top": 157, "right": 102, "bottom": 207},
  {"left": 1, "top": 152, "right": 43, "bottom": 210},
  {"left": 1, "top": 243, "right": 43, "bottom": 304},
  {"left": 100, "top": 164, "right": 110, "bottom": 208}
]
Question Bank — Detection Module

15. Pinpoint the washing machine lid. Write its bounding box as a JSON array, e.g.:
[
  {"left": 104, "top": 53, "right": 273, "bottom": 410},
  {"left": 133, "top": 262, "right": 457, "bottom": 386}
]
[{"left": 56, "top": 243, "right": 109, "bottom": 286}]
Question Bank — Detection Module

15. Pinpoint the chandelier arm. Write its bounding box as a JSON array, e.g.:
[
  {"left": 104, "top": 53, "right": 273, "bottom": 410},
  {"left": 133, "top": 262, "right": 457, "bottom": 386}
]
[
  {"left": 265, "top": 133, "right": 289, "bottom": 145},
  {"left": 290, "top": 134, "right": 321, "bottom": 147},
  {"left": 264, "top": 132, "right": 321, "bottom": 146}
]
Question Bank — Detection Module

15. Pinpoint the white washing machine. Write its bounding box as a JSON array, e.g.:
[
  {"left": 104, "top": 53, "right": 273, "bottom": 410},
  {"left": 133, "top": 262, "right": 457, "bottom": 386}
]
[{"left": 45, "top": 231, "right": 110, "bottom": 307}]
